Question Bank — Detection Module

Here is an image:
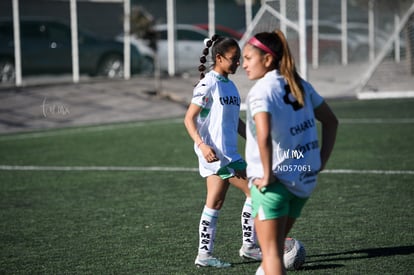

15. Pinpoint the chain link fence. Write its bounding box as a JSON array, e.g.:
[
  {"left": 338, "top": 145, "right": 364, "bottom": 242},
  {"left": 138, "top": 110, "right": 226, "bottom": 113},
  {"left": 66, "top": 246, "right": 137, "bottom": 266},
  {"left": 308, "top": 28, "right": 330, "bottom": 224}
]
[
  {"left": 241, "top": 0, "right": 414, "bottom": 97},
  {"left": 1, "top": 0, "right": 413, "bottom": 98}
]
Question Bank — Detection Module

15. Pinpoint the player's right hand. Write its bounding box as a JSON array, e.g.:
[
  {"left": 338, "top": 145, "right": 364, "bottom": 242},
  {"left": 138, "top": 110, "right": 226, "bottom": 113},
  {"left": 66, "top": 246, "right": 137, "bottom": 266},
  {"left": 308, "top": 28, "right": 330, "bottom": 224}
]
[{"left": 200, "top": 144, "right": 219, "bottom": 163}]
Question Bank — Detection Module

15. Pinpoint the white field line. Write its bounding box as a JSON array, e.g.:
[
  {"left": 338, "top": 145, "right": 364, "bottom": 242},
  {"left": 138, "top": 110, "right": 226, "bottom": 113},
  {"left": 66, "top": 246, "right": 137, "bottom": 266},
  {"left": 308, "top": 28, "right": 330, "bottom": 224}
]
[
  {"left": 0, "top": 165, "right": 413, "bottom": 175},
  {"left": 339, "top": 118, "right": 414, "bottom": 124},
  {"left": 0, "top": 118, "right": 412, "bottom": 141},
  {"left": 357, "top": 91, "right": 414, "bottom": 100},
  {"left": 0, "top": 165, "right": 198, "bottom": 172},
  {"left": 0, "top": 118, "right": 414, "bottom": 141},
  {"left": 322, "top": 169, "right": 414, "bottom": 175}
]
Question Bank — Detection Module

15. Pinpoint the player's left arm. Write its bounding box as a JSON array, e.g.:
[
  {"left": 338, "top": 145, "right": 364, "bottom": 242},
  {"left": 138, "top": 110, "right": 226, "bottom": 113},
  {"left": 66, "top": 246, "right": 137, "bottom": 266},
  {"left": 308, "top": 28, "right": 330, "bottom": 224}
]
[
  {"left": 253, "top": 112, "right": 276, "bottom": 190},
  {"left": 237, "top": 118, "right": 246, "bottom": 139},
  {"left": 314, "top": 101, "right": 339, "bottom": 171}
]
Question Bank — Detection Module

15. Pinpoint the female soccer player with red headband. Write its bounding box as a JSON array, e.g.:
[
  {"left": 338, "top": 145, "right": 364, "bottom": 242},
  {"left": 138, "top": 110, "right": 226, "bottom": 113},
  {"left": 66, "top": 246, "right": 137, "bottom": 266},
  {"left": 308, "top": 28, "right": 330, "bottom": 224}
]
[{"left": 242, "top": 30, "right": 338, "bottom": 274}]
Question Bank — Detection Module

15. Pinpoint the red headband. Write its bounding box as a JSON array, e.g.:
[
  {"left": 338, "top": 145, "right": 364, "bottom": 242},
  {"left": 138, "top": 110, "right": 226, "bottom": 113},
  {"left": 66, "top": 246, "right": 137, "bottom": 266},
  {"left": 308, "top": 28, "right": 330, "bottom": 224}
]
[{"left": 248, "top": 37, "right": 277, "bottom": 58}]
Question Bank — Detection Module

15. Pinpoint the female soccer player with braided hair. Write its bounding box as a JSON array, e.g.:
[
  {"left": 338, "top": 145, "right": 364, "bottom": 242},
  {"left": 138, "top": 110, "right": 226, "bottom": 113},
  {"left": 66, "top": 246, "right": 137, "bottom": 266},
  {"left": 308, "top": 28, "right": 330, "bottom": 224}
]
[
  {"left": 242, "top": 30, "right": 338, "bottom": 275},
  {"left": 184, "top": 34, "right": 261, "bottom": 268}
]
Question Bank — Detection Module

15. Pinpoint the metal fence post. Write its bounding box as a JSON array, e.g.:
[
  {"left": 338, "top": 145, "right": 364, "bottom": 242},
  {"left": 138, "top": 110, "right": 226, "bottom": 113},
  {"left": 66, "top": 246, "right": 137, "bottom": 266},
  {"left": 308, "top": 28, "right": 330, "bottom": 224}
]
[
  {"left": 166, "top": 0, "right": 176, "bottom": 76},
  {"left": 123, "top": 0, "right": 131, "bottom": 80},
  {"left": 70, "top": 0, "right": 79, "bottom": 83},
  {"left": 341, "top": 0, "right": 348, "bottom": 65},
  {"left": 208, "top": 0, "right": 215, "bottom": 38},
  {"left": 298, "top": 0, "right": 307, "bottom": 80},
  {"left": 12, "top": 0, "right": 22, "bottom": 86},
  {"left": 312, "top": 0, "right": 319, "bottom": 69},
  {"left": 368, "top": 0, "right": 375, "bottom": 62}
]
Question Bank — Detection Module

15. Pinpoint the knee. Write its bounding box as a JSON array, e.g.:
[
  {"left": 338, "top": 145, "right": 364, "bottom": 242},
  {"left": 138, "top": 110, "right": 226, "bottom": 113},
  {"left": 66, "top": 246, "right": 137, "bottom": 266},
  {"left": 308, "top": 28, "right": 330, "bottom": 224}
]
[{"left": 207, "top": 199, "right": 225, "bottom": 210}]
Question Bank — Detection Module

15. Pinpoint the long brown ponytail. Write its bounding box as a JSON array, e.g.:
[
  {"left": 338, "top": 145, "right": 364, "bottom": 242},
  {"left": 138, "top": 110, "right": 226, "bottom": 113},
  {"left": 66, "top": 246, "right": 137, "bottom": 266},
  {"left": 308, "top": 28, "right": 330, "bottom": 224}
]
[{"left": 274, "top": 30, "right": 305, "bottom": 106}]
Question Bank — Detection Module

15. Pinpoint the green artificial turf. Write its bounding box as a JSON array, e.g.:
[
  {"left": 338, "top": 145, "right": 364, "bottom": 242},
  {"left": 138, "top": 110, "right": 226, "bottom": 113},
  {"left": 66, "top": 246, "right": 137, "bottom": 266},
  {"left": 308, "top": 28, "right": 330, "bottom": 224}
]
[{"left": 0, "top": 98, "right": 413, "bottom": 274}]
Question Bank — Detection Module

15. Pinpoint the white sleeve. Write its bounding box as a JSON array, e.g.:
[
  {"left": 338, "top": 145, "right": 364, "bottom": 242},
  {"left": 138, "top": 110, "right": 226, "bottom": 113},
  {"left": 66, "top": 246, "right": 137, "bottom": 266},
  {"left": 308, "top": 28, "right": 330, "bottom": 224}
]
[
  {"left": 248, "top": 85, "right": 271, "bottom": 117},
  {"left": 191, "top": 79, "right": 213, "bottom": 108},
  {"left": 303, "top": 81, "right": 324, "bottom": 109}
]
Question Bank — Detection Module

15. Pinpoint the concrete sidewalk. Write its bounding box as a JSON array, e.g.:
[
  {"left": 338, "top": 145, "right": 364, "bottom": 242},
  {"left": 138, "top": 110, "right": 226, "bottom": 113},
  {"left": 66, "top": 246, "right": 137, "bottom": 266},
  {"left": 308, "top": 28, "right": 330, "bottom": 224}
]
[
  {"left": 0, "top": 76, "right": 192, "bottom": 134},
  {"left": 0, "top": 63, "right": 412, "bottom": 134}
]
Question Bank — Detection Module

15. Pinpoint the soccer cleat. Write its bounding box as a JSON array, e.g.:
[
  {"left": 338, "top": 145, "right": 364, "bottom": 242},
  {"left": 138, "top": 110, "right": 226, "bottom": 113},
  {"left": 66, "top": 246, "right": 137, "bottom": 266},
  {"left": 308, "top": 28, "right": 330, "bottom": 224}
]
[
  {"left": 195, "top": 255, "right": 231, "bottom": 268},
  {"left": 239, "top": 245, "right": 262, "bottom": 261}
]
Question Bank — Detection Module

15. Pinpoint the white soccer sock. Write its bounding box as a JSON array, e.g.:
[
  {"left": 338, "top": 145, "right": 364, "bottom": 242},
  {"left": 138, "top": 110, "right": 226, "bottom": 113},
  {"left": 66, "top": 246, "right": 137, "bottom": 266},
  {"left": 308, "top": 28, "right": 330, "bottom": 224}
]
[
  {"left": 198, "top": 206, "right": 220, "bottom": 256},
  {"left": 241, "top": 197, "right": 257, "bottom": 247},
  {"left": 198, "top": 205, "right": 219, "bottom": 256}
]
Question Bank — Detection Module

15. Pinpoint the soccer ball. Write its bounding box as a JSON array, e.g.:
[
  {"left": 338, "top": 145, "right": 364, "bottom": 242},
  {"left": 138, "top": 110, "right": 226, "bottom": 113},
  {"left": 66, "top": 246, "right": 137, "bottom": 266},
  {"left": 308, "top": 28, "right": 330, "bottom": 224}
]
[
  {"left": 284, "top": 237, "right": 306, "bottom": 270},
  {"left": 255, "top": 238, "right": 306, "bottom": 274},
  {"left": 255, "top": 264, "right": 265, "bottom": 275}
]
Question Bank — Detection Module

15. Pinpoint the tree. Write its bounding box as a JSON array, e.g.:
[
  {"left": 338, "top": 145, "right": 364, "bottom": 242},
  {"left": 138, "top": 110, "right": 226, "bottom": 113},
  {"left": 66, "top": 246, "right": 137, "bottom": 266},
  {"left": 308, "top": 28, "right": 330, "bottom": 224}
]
[{"left": 130, "top": 5, "right": 157, "bottom": 51}]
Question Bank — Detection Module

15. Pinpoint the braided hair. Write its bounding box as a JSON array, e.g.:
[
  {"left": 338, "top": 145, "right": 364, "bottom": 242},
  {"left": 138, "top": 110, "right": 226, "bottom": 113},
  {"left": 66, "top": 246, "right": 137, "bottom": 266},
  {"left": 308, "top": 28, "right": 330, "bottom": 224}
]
[
  {"left": 198, "top": 34, "right": 219, "bottom": 79},
  {"left": 198, "top": 34, "right": 240, "bottom": 80}
]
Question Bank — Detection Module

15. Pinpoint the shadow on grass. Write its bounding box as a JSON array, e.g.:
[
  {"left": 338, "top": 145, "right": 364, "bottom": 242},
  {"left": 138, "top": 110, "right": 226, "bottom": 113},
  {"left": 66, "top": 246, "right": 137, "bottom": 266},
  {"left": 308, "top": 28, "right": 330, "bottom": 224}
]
[
  {"left": 228, "top": 246, "right": 414, "bottom": 271},
  {"left": 302, "top": 263, "right": 345, "bottom": 271},
  {"left": 230, "top": 258, "right": 261, "bottom": 267},
  {"left": 304, "top": 245, "right": 414, "bottom": 269},
  {"left": 231, "top": 256, "right": 345, "bottom": 271}
]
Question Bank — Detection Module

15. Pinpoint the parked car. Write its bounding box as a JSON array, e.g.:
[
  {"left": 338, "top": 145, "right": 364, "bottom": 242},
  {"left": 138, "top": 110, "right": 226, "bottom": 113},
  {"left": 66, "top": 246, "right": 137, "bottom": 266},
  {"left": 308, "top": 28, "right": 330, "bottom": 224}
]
[
  {"left": 126, "top": 24, "right": 210, "bottom": 75},
  {"left": 154, "top": 24, "right": 209, "bottom": 74},
  {"left": 0, "top": 17, "right": 152, "bottom": 83},
  {"left": 195, "top": 24, "right": 243, "bottom": 40},
  {"left": 115, "top": 34, "right": 155, "bottom": 75}
]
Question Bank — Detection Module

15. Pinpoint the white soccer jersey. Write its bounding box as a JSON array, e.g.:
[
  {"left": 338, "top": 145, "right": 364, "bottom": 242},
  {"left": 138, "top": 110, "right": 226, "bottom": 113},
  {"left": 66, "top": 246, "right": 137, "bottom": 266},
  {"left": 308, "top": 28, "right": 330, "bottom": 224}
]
[
  {"left": 191, "top": 70, "right": 243, "bottom": 177},
  {"left": 245, "top": 70, "right": 324, "bottom": 198}
]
